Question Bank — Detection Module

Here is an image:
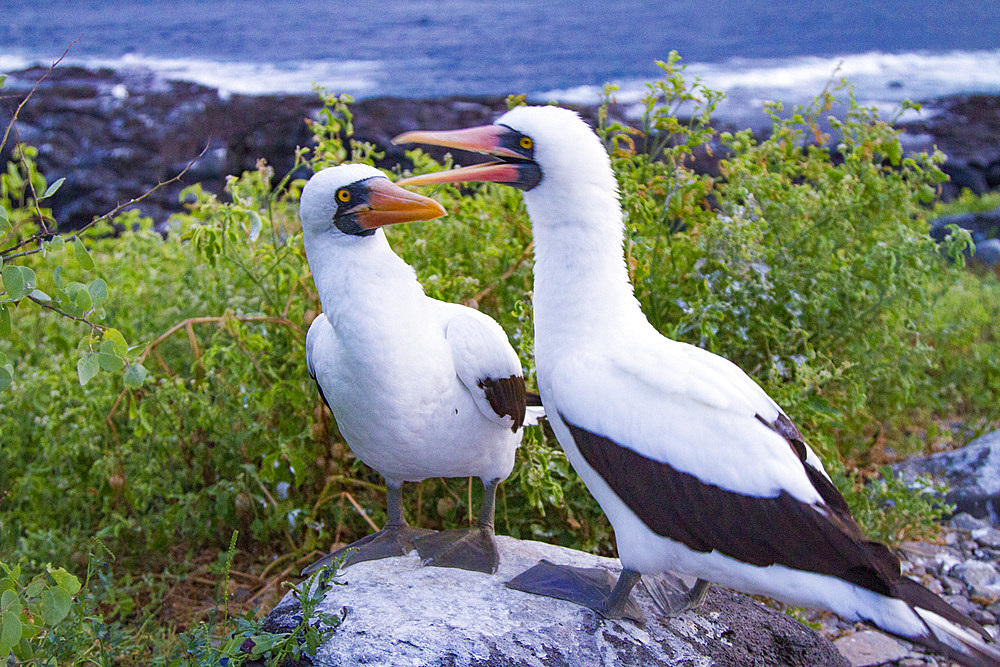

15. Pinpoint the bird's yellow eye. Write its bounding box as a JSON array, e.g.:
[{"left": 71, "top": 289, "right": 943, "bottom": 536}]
[
  {"left": 519, "top": 136, "right": 533, "bottom": 150},
  {"left": 336, "top": 189, "right": 351, "bottom": 203}
]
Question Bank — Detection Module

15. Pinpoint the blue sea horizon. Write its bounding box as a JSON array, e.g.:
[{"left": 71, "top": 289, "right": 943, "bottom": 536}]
[{"left": 3, "top": 1, "right": 1000, "bottom": 125}]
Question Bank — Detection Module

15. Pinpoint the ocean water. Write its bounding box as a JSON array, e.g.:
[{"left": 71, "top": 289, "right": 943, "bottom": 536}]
[{"left": 3, "top": 1, "right": 1000, "bottom": 123}]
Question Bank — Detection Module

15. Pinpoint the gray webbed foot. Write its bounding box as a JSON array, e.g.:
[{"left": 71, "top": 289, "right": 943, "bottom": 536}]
[
  {"left": 301, "top": 524, "right": 435, "bottom": 576},
  {"left": 642, "top": 574, "right": 711, "bottom": 616},
  {"left": 505, "top": 559, "right": 644, "bottom": 622},
  {"left": 414, "top": 525, "right": 500, "bottom": 574}
]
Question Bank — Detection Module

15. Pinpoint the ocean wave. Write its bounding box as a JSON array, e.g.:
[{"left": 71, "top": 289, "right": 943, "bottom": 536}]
[
  {"left": 5, "top": 48, "right": 1000, "bottom": 118},
  {"left": 1, "top": 52, "right": 383, "bottom": 97},
  {"left": 540, "top": 49, "right": 1000, "bottom": 124}
]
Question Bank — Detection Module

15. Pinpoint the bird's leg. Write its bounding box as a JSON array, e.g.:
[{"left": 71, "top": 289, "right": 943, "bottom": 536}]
[
  {"left": 642, "top": 574, "right": 711, "bottom": 616},
  {"left": 414, "top": 477, "right": 501, "bottom": 574},
  {"left": 301, "top": 480, "right": 433, "bottom": 575},
  {"left": 505, "top": 560, "right": 645, "bottom": 622}
]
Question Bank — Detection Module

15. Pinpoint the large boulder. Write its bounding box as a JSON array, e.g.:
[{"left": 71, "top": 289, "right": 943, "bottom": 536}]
[
  {"left": 262, "top": 535, "right": 847, "bottom": 666},
  {"left": 893, "top": 430, "right": 1000, "bottom": 523}
]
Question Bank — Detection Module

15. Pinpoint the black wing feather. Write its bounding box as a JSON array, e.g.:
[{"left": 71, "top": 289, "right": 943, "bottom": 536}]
[{"left": 478, "top": 375, "right": 527, "bottom": 432}]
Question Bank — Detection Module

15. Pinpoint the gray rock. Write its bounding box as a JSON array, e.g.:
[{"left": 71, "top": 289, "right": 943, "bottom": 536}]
[
  {"left": 834, "top": 630, "right": 909, "bottom": 667},
  {"left": 974, "top": 238, "right": 1000, "bottom": 267},
  {"left": 262, "top": 536, "right": 847, "bottom": 666},
  {"left": 893, "top": 430, "right": 1000, "bottom": 523},
  {"left": 973, "top": 527, "right": 1000, "bottom": 549},
  {"left": 951, "top": 512, "right": 992, "bottom": 532},
  {"left": 951, "top": 560, "right": 1000, "bottom": 601}
]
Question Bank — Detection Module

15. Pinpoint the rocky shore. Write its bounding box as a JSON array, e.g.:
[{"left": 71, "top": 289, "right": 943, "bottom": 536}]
[
  {"left": 803, "top": 512, "right": 1000, "bottom": 667},
  {"left": 0, "top": 65, "right": 615, "bottom": 228},
  {"left": 3, "top": 65, "right": 999, "bottom": 232}
]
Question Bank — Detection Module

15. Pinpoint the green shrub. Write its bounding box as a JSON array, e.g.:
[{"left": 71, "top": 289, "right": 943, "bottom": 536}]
[{"left": 3, "top": 55, "right": 1000, "bottom": 662}]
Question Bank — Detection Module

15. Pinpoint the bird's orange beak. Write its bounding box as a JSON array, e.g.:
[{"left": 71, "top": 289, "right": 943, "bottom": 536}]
[
  {"left": 349, "top": 178, "right": 446, "bottom": 229},
  {"left": 392, "top": 125, "right": 532, "bottom": 188}
]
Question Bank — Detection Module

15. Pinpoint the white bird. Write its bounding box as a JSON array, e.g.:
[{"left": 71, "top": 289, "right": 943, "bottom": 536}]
[
  {"left": 299, "top": 163, "right": 536, "bottom": 576},
  {"left": 393, "top": 107, "right": 1000, "bottom": 666}
]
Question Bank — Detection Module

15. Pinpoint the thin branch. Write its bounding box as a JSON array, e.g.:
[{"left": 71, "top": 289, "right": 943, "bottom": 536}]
[
  {"left": 104, "top": 314, "right": 304, "bottom": 427},
  {"left": 468, "top": 240, "right": 534, "bottom": 305},
  {"left": 28, "top": 294, "right": 104, "bottom": 334},
  {"left": 0, "top": 142, "right": 210, "bottom": 260},
  {"left": 281, "top": 279, "right": 300, "bottom": 319},
  {"left": 0, "top": 39, "right": 78, "bottom": 157},
  {"left": 135, "top": 315, "right": 303, "bottom": 367},
  {"left": 14, "top": 126, "right": 49, "bottom": 234},
  {"left": 342, "top": 491, "right": 380, "bottom": 532},
  {"left": 184, "top": 321, "right": 202, "bottom": 361},
  {"left": 2, "top": 247, "right": 46, "bottom": 261},
  {"left": 73, "top": 141, "right": 211, "bottom": 238}
]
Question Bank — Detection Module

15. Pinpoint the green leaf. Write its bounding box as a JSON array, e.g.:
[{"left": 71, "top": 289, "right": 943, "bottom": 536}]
[
  {"left": 23, "top": 579, "right": 44, "bottom": 600},
  {"left": 0, "top": 367, "right": 9, "bottom": 392},
  {"left": 40, "top": 586, "right": 71, "bottom": 625},
  {"left": 48, "top": 569, "right": 81, "bottom": 595},
  {"left": 123, "top": 363, "right": 147, "bottom": 389},
  {"left": 54, "top": 264, "right": 63, "bottom": 288},
  {"left": 74, "top": 287, "right": 92, "bottom": 313},
  {"left": 103, "top": 328, "right": 128, "bottom": 356},
  {"left": 0, "top": 610, "right": 21, "bottom": 654},
  {"left": 2, "top": 265, "right": 25, "bottom": 300},
  {"left": 0, "top": 589, "right": 15, "bottom": 613},
  {"left": 0, "top": 304, "right": 9, "bottom": 338},
  {"left": 88, "top": 278, "right": 108, "bottom": 306},
  {"left": 18, "top": 266, "right": 35, "bottom": 290},
  {"left": 99, "top": 352, "right": 124, "bottom": 372},
  {"left": 29, "top": 289, "right": 51, "bottom": 302},
  {"left": 74, "top": 238, "right": 94, "bottom": 270},
  {"left": 77, "top": 353, "right": 100, "bottom": 386},
  {"left": 248, "top": 211, "right": 263, "bottom": 242},
  {"left": 0, "top": 206, "right": 9, "bottom": 234},
  {"left": 39, "top": 177, "right": 66, "bottom": 201}
]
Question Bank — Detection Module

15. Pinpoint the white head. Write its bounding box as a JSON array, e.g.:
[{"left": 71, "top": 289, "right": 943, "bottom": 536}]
[
  {"left": 391, "top": 106, "right": 620, "bottom": 233},
  {"left": 299, "top": 163, "right": 445, "bottom": 242}
]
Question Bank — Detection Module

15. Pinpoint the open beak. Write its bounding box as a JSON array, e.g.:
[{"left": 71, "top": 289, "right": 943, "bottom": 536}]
[
  {"left": 348, "top": 178, "right": 446, "bottom": 229},
  {"left": 393, "top": 125, "right": 541, "bottom": 190}
]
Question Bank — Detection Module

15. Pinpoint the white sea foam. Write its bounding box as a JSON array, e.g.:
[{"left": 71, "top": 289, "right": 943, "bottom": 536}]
[
  {"left": 1, "top": 52, "right": 382, "bottom": 97},
  {"left": 5, "top": 48, "right": 1000, "bottom": 120},
  {"left": 540, "top": 49, "right": 1000, "bottom": 126}
]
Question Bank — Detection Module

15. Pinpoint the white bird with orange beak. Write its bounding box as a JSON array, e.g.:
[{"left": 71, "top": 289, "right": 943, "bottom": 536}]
[
  {"left": 299, "top": 164, "right": 535, "bottom": 576},
  {"left": 392, "top": 107, "right": 1000, "bottom": 666}
]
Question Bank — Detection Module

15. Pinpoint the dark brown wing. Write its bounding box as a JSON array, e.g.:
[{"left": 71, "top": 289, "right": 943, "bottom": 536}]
[
  {"left": 563, "top": 415, "right": 901, "bottom": 596},
  {"left": 755, "top": 412, "right": 854, "bottom": 518},
  {"left": 479, "top": 375, "right": 527, "bottom": 433}
]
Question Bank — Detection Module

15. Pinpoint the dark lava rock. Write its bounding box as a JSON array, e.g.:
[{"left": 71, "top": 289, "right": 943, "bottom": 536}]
[
  {"left": 898, "top": 95, "right": 1000, "bottom": 170},
  {"left": 897, "top": 94, "right": 1000, "bottom": 202},
  {"left": 940, "top": 161, "right": 989, "bottom": 200},
  {"left": 1, "top": 65, "right": 320, "bottom": 228},
  {"left": 1, "top": 65, "right": 628, "bottom": 230},
  {"left": 893, "top": 430, "right": 1000, "bottom": 524}
]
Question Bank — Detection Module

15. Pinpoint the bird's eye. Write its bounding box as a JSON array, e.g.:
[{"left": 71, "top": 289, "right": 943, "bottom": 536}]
[
  {"left": 336, "top": 189, "right": 351, "bottom": 203},
  {"left": 519, "top": 136, "right": 533, "bottom": 150}
]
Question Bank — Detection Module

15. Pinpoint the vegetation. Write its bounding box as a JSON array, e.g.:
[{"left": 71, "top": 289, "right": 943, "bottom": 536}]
[{"left": 2, "top": 55, "right": 999, "bottom": 662}]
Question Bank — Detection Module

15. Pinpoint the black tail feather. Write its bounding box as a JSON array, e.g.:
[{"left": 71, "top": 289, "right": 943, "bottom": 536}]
[{"left": 875, "top": 577, "right": 1000, "bottom": 667}]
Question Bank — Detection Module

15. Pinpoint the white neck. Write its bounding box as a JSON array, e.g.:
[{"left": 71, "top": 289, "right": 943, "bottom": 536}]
[
  {"left": 303, "top": 229, "right": 424, "bottom": 326},
  {"left": 525, "top": 176, "right": 647, "bottom": 364}
]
